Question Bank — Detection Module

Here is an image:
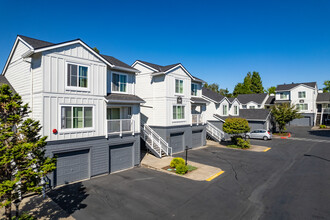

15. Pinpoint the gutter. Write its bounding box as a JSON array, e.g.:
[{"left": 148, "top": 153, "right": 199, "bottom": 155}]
[{"left": 112, "top": 65, "right": 140, "bottom": 73}]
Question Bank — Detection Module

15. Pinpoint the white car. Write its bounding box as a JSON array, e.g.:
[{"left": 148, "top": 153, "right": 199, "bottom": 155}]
[{"left": 246, "top": 129, "right": 272, "bottom": 140}]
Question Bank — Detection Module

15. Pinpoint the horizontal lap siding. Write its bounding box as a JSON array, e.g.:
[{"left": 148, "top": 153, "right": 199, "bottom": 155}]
[{"left": 46, "top": 137, "right": 109, "bottom": 186}]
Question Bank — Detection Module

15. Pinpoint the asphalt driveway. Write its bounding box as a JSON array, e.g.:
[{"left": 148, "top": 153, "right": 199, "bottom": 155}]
[{"left": 48, "top": 137, "right": 330, "bottom": 220}]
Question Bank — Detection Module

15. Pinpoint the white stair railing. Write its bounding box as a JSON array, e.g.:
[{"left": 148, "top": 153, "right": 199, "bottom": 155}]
[
  {"left": 107, "top": 119, "right": 135, "bottom": 137},
  {"left": 191, "top": 114, "right": 203, "bottom": 125},
  {"left": 206, "top": 122, "right": 225, "bottom": 142},
  {"left": 320, "top": 108, "right": 324, "bottom": 125},
  {"left": 141, "top": 124, "right": 172, "bottom": 157}
]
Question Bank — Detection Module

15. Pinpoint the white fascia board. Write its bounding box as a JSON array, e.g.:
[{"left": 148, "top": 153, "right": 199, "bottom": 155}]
[
  {"left": 276, "top": 84, "right": 316, "bottom": 92},
  {"left": 165, "top": 64, "right": 199, "bottom": 82},
  {"left": 213, "top": 114, "right": 225, "bottom": 122},
  {"left": 218, "top": 97, "right": 230, "bottom": 104},
  {"left": 131, "top": 60, "right": 159, "bottom": 72},
  {"left": 231, "top": 98, "right": 241, "bottom": 105},
  {"left": 2, "top": 37, "right": 34, "bottom": 75},
  {"left": 202, "top": 95, "right": 218, "bottom": 104}
]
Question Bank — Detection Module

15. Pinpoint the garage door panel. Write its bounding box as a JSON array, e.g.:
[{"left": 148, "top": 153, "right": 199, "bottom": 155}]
[
  {"left": 192, "top": 130, "right": 203, "bottom": 148},
  {"left": 55, "top": 149, "right": 90, "bottom": 186},
  {"left": 110, "top": 143, "right": 133, "bottom": 173},
  {"left": 290, "top": 117, "right": 310, "bottom": 126},
  {"left": 170, "top": 133, "right": 184, "bottom": 153}
]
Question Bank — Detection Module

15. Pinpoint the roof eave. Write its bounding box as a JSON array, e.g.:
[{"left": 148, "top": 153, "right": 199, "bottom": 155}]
[{"left": 111, "top": 66, "right": 140, "bottom": 73}]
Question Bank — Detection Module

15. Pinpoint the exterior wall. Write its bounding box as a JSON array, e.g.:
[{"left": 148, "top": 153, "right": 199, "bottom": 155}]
[
  {"left": 107, "top": 68, "right": 136, "bottom": 95},
  {"left": 41, "top": 44, "right": 107, "bottom": 141},
  {"left": 248, "top": 121, "right": 267, "bottom": 130},
  {"left": 219, "top": 99, "right": 230, "bottom": 116},
  {"left": 150, "top": 125, "right": 206, "bottom": 153},
  {"left": 290, "top": 85, "right": 317, "bottom": 114},
  {"left": 134, "top": 63, "right": 194, "bottom": 127},
  {"left": 229, "top": 100, "right": 240, "bottom": 115},
  {"left": 4, "top": 40, "right": 32, "bottom": 106},
  {"left": 208, "top": 120, "right": 224, "bottom": 130},
  {"left": 275, "top": 91, "right": 290, "bottom": 101},
  {"left": 46, "top": 135, "right": 140, "bottom": 187}
]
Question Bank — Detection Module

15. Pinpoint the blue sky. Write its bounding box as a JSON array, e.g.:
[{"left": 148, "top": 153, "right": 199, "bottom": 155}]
[{"left": 0, "top": 0, "right": 329, "bottom": 91}]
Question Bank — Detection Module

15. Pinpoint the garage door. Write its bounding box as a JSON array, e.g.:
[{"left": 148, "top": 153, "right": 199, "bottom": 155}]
[
  {"left": 55, "top": 149, "right": 90, "bottom": 186},
  {"left": 192, "top": 130, "right": 203, "bottom": 148},
  {"left": 290, "top": 117, "right": 311, "bottom": 126},
  {"left": 170, "top": 132, "right": 184, "bottom": 153},
  {"left": 110, "top": 143, "right": 133, "bottom": 173}
]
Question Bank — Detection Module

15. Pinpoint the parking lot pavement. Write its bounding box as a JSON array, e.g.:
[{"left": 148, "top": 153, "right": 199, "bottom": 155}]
[
  {"left": 287, "top": 126, "right": 330, "bottom": 141},
  {"left": 47, "top": 138, "right": 330, "bottom": 220}
]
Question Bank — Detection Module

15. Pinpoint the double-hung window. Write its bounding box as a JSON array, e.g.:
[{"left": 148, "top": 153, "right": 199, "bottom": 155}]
[
  {"left": 223, "top": 105, "right": 228, "bottom": 115},
  {"left": 173, "top": 105, "right": 185, "bottom": 120},
  {"left": 112, "top": 73, "right": 127, "bottom": 92},
  {"left": 67, "top": 64, "right": 88, "bottom": 88},
  {"left": 191, "top": 83, "right": 198, "bottom": 96},
  {"left": 175, "top": 79, "right": 184, "bottom": 94},
  {"left": 249, "top": 106, "right": 256, "bottom": 109},
  {"left": 242, "top": 105, "right": 247, "bottom": 109},
  {"left": 296, "top": 104, "right": 308, "bottom": 111},
  {"left": 61, "top": 106, "right": 93, "bottom": 129},
  {"left": 298, "top": 91, "right": 306, "bottom": 98},
  {"left": 234, "top": 105, "right": 238, "bottom": 115}
]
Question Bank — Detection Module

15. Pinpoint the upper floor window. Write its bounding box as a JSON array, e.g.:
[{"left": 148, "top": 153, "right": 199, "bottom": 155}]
[
  {"left": 258, "top": 105, "right": 261, "bottom": 108},
  {"left": 242, "top": 105, "right": 247, "bottom": 109},
  {"left": 234, "top": 105, "right": 238, "bottom": 115},
  {"left": 296, "top": 104, "right": 308, "bottom": 111},
  {"left": 223, "top": 105, "right": 228, "bottom": 115},
  {"left": 191, "top": 83, "right": 198, "bottom": 96},
  {"left": 67, "top": 64, "right": 88, "bottom": 88},
  {"left": 112, "top": 73, "right": 127, "bottom": 92},
  {"left": 173, "top": 105, "right": 185, "bottom": 120},
  {"left": 280, "top": 93, "right": 289, "bottom": 99},
  {"left": 61, "top": 106, "right": 93, "bottom": 129},
  {"left": 175, "top": 79, "right": 184, "bottom": 94},
  {"left": 249, "top": 106, "right": 256, "bottom": 109},
  {"left": 298, "top": 91, "right": 306, "bottom": 98}
]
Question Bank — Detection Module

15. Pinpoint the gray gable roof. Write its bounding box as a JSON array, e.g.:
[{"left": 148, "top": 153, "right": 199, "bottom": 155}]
[
  {"left": 202, "top": 87, "right": 225, "bottom": 102},
  {"left": 101, "top": 55, "right": 137, "bottom": 71},
  {"left": 316, "top": 93, "right": 330, "bottom": 103},
  {"left": 265, "top": 96, "right": 275, "bottom": 105},
  {"left": 137, "top": 60, "right": 180, "bottom": 72},
  {"left": 105, "top": 93, "right": 144, "bottom": 103},
  {"left": 18, "top": 35, "right": 134, "bottom": 71},
  {"left": 236, "top": 93, "right": 268, "bottom": 104},
  {"left": 276, "top": 82, "right": 317, "bottom": 91},
  {"left": 18, "top": 35, "right": 54, "bottom": 49},
  {"left": 215, "top": 109, "right": 270, "bottom": 121},
  {"left": 0, "top": 75, "right": 16, "bottom": 93}
]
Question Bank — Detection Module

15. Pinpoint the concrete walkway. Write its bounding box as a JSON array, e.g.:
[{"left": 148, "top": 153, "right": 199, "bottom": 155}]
[
  {"left": 207, "top": 140, "right": 271, "bottom": 152},
  {"left": 141, "top": 153, "right": 224, "bottom": 181},
  {"left": 0, "top": 194, "right": 74, "bottom": 220}
]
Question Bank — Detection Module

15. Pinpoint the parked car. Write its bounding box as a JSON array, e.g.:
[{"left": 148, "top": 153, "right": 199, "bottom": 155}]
[{"left": 246, "top": 129, "right": 272, "bottom": 140}]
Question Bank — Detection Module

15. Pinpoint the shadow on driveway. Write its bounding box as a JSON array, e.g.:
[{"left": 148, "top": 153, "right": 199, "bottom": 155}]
[{"left": 47, "top": 182, "right": 88, "bottom": 215}]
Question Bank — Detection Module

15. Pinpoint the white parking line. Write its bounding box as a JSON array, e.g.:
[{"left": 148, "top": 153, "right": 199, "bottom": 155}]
[{"left": 288, "top": 137, "right": 330, "bottom": 143}]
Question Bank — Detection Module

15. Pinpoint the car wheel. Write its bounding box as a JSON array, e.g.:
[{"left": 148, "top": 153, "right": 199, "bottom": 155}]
[
  {"left": 263, "top": 136, "right": 268, "bottom": 141},
  {"left": 246, "top": 135, "right": 250, "bottom": 139}
]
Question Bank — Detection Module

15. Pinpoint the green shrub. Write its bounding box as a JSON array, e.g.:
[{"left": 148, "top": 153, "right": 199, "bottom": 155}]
[
  {"left": 223, "top": 118, "right": 250, "bottom": 135},
  {"left": 170, "top": 157, "right": 185, "bottom": 168},
  {"left": 320, "top": 125, "right": 327, "bottom": 129},
  {"left": 175, "top": 164, "right": 188, "bottom": 174},
  {"left": 236, "top": 137, "right": 250, "bottom": 149},
  {"left": 12, "top": 213, "right": 36, "bottom": 220}
]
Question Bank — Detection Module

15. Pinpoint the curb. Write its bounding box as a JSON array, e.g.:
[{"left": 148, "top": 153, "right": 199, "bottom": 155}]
[{"left": 280, "top": 133, "right": 291, "bottom": 139}]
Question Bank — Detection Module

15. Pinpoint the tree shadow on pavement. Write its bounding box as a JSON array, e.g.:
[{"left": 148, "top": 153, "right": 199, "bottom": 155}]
[
  {"left": 47, "top": 182, "right": 89, "bottom": 215},
  {"left": 308, "top": 130, "right": 330, "bottom": 138}
]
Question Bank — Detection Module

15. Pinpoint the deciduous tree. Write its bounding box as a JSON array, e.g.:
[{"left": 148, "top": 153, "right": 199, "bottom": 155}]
[
  {"left": 323, "top": 80, "right": 330, "bottom": 93},
  {"left": 271, "top": 103, "right": 302, "bottom": 133}
]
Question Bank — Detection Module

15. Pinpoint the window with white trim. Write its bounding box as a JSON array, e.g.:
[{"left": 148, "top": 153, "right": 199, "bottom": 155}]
[
  {"left": 173, "top": 105, "right": 185, "bottom": 120},
  {"left": 61, "top": 106, "right": 93, "bottom": 129},
  {"left": 223, "top": 105, "right": 228, "bottom": 115},
  {"left": 249, "top": 106, "right": 256, "bottom": 109},
  {"left": 191, "top": 83, "right": 198, "bottom": 96},
  {"left": 112, "top": 73, "right": 127, "bottom": 92},
  {"left": 242, "top": 105, "right": 247, "bottom": 109},
  {"left": 296, "top": 104, "right": 308, "bottom": 111},
  {"left": 298, "top": 91, "right": 306, "bottom": 98},
  {"left": 67, "top": 64, "right": 88, "bottom": 88},
  {"left": 175, "top": 79, "right": 184, "bottom": 94}
]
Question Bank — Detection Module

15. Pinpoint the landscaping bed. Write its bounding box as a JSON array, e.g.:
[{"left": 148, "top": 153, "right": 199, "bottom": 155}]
[
  {"left": 162, "top": 165, "right": 197, "bottom": 174},
  {"left": 273, "top": 132, "right": 290, "bottom": 136}
]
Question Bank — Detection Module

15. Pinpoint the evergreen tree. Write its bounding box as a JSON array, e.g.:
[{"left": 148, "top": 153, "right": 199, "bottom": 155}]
[
  {"left": 242, "top": 72, "right": 253, "bottom": 93},
  {"left": 251, "top": 71, "right": 264, "bottom": 93},
  {"left": 323, "top": 80, "right": 330, "bottom": 93},
  {"left": 0, "top": 84, "right": 56, "bottom": 219}
]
